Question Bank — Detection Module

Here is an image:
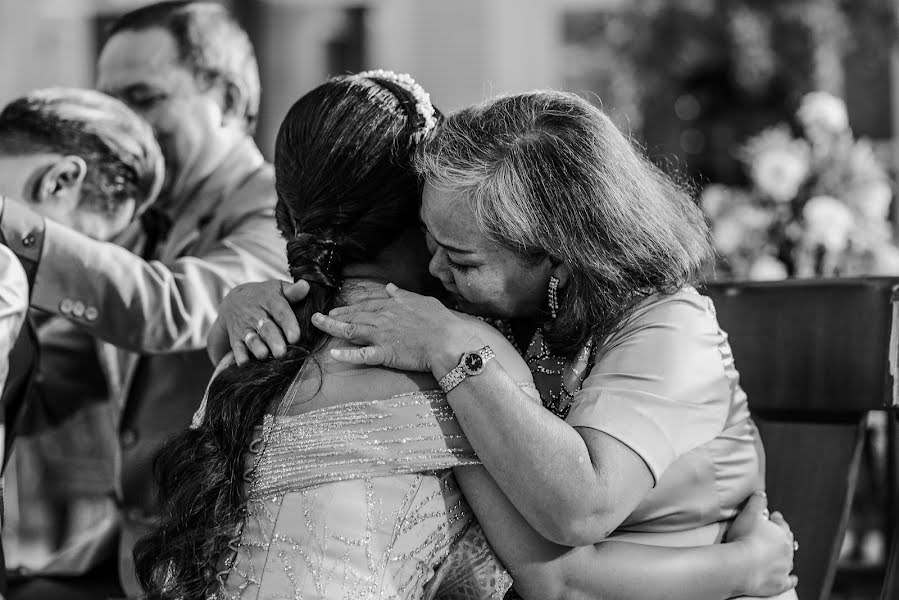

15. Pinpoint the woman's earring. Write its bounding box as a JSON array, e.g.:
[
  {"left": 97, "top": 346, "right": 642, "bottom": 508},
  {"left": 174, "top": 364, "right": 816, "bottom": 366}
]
[{"left": 548, "top": 276, "right": 560, "bottom": 319}]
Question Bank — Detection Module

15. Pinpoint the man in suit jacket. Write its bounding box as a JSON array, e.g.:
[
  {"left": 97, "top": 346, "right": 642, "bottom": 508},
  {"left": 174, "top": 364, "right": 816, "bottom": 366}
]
[
  {"left": 0, "top": 246, "right": 29, "bottom": 596},
  {"left": 0, "top": 3, "right": 286, "bottom": 597},
  {"left": 0, "top": 87, "right": 164, "bottom": 599}
]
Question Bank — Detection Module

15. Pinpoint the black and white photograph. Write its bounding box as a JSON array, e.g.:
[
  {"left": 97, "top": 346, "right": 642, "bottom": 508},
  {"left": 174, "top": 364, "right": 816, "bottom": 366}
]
[{"left": 0, "top": 1, "right": 898, "bottom": 599}]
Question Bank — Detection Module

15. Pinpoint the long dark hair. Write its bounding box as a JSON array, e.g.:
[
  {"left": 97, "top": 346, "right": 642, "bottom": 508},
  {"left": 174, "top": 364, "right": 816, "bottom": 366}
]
[{"left": 133, "top": 73, "right": 432, "bottom": 599}]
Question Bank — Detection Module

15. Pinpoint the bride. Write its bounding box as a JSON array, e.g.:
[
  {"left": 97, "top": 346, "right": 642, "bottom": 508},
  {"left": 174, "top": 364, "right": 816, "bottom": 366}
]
[{"left": 134, "top": 72, "right": 795, "bottom": 600}]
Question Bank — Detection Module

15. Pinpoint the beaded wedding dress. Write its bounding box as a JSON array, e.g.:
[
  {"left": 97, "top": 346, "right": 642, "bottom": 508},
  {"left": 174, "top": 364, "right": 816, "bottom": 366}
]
[{"left": 201, "top": 364, "right": 513, "bottom": 600}]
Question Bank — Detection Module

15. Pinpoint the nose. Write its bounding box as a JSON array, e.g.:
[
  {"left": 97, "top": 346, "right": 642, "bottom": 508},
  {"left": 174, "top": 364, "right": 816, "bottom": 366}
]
[{"left": 428, "top": 248, "right": 453, "bottom": 287}]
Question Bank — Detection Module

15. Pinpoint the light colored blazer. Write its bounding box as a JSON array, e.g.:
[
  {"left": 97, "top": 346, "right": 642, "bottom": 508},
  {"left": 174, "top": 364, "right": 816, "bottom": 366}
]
[{"left": 1, "top": 137, "right": 287, "bottom": 595}]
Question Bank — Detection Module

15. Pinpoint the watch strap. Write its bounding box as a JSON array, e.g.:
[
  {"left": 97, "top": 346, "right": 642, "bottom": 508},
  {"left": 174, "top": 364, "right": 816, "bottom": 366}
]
[{"left": 438, "top": 346, "right": 495, "bottom": 393}]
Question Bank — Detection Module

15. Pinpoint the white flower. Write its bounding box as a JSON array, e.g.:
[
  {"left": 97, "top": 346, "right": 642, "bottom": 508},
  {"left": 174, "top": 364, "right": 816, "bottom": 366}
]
[
  {"left": 797, "top": 91, "right": 849, "bottom": 136},
  {"left": 749, "top": 147, "right": 810, "bottom": 202},
  {"left": 871, "top": 244, "right": 899, "bottom": 275},
  {"left": 849, "top": 220, "right": 891, "bottom": 252},
  {"left": 700, "top": 184, "right": 733, "bottom": 219},
  {"left": 712, "top": 217, "right": 746, "bottom": 255},
  {"left": 711, "top": 204, "right": 772, "bottom": 255},
  {"left": 845, "top": 179, "right": 892, "bottom": 223},
  {"left": 802, "top": 195, "right": 854, "bottom": 252},
  {"left": 748, "top": 255, "right": 789, "bottom": 281}
]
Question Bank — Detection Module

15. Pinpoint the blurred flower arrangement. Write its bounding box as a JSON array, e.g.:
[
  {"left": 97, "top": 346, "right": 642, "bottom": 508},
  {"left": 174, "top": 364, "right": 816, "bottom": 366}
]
[{"left": 703, "top": 91, "right": 899, "bottom": 280}]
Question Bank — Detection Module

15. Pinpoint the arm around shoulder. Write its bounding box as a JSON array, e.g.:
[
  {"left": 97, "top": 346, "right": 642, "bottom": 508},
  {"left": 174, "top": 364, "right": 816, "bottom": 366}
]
[{"left": 4, "top": 199, "right": 286, "bottom": 353}]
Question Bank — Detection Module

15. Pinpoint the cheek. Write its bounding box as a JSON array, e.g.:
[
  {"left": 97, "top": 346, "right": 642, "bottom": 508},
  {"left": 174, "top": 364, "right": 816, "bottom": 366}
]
[
  {"left": 470, "top": 262, "right": 547, "bottom": 316},
  {"left": 154, "top": 98, "right": 214, "bottom": 139},
  {"left": 136, "top": 100, "right": 179, "bottom": 134},
  {"left": 454, "top": 268, "right": 500, "bottom": 302}
]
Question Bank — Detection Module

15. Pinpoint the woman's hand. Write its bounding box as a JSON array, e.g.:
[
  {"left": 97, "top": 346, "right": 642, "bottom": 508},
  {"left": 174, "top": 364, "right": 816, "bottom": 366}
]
[
  {"left": 207, "top": 279, "right": 310, "bottom": 366},
  {"left": 311, "top": 283, "right": 483, "bottom": 374},
  {"left": 725, "top": 491, "right": 798, "bottom": 597}
]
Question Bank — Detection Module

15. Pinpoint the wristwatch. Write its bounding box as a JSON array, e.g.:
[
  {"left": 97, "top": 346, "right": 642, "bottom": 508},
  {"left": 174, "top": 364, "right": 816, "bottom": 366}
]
[{"left": 438, "top": 346, "right": 496, "bottom": 393}]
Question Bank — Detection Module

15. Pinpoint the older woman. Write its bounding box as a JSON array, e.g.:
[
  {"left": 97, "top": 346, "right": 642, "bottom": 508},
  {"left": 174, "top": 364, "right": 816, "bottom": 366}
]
[{"left": 209, "top": 89, "right": 796, "bottom": 599}]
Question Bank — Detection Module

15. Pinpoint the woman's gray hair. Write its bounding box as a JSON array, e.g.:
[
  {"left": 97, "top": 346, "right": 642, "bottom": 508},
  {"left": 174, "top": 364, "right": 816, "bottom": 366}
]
[{"left": 415, "top": 90, "right": 712, "bottom": 355}]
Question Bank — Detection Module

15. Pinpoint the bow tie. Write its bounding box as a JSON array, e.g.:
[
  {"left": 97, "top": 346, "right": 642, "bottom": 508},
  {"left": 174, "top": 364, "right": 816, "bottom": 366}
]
[{"left": 139, "top": 207, "right": 173, "bottom": 260}]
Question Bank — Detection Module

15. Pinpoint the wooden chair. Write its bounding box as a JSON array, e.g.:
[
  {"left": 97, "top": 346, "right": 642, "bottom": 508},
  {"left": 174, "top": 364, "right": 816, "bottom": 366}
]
[
  {"left": 881, "top": 296, "right": 899, "bottom": 600},
  {"left": 703, "top": 278, "right": 898, "bottom": 600},
  {"left": 883, "top": 534, "right": 898, "bottom": 600}
]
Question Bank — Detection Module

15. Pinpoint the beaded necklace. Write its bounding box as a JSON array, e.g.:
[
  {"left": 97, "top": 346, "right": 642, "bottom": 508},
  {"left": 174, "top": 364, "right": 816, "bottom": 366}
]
[{"left": 481, "top": 317, "right": 596, "bottom": 419}]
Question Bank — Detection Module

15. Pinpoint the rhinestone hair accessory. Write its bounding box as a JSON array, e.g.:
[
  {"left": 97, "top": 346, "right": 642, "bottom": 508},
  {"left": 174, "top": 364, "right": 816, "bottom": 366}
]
[{"left": 359, "top": 69, "right": 438, "bottom": 134}]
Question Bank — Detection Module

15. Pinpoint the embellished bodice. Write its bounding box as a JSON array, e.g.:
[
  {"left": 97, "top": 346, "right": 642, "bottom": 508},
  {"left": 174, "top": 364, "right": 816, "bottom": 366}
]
[{"left": 219, "top": 390, "right": 511, "bottom": 600}]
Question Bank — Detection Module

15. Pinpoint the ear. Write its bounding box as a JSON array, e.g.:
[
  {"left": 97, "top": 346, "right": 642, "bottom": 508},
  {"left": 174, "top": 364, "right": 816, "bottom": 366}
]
[
  {"left": 36, "top": 156, "right": 87, "bottom": 207},
  {"left": 551, "top": 261, "right": 571, "bottom": 289},
  {"left": 220, "top": 81, "right": 248, "bottom": 128}
]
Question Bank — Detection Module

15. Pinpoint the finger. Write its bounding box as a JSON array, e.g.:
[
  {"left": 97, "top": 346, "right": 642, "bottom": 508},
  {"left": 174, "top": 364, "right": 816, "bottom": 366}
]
[
  {"left": 788, "top": 575, "right": 798, "bottom": 589},
  {"left": 770, "top": 513, "right": 791, "bottom": 535},
  {"left": 312, "top": 313, "right": 376, "bottom": 342},
  {"left": 206, "top": 317, "right": 231, "bottom": 365},
  {"left": 742, "top": 490, "right": 768, "bottom": 515},
  {"left": 232, "top": 340, "right": 251, "bottom": 367},
  {"left": 282, "top": 279, "right": 310, "bottom": 303},
  {"left": 325, "top": 312, "right": 381, "bottom": 327},
  {"left": 385, "top": 282, "right": 416, "bottom": 299},
  {"left": 330, "top": 345, "right": 387, "bottom": 366},
  {"left": 329, "top": 298, "right": 392, "bottom": 317},
  {"left": 244, "top": 331, "right": 271, "bottom": 361},
  {"left": 226, "top": 311, "right": 262, "bottom": 348},
  {"left": 255, "top": 284, "right": 301, "bottom": 345},
  {"left": 256, "top": 318, "right": 287, "bottom": 358}
]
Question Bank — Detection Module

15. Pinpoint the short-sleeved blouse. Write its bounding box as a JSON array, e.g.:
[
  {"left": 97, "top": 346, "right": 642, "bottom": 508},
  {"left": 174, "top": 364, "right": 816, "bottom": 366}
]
[{"left": 539, "top": 287, "right": 764, "bottom": 543}]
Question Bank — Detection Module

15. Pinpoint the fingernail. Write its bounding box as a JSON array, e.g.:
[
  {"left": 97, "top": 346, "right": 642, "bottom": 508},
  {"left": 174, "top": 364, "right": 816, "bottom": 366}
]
[
  {"left": 311, "top": 312, "right": 323, "bottom": 323},
  {"left": 386, "top": 283, "right": 398, "bottom": 292}
]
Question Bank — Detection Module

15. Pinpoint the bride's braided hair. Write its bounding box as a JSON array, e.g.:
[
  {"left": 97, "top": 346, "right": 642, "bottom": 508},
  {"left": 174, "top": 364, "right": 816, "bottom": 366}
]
[{"left": 133, "top": 72, "right": 437, "bottom": 599}]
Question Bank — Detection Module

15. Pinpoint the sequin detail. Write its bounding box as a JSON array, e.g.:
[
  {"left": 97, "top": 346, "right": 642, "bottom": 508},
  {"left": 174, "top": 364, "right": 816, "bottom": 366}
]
[{"left": 218, "top": 390, "right": 511, "bottom": 599}]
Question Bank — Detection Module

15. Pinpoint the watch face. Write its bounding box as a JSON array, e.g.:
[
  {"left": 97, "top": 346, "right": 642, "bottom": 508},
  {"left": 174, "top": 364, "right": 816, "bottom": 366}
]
[{"left": 464, "top": 352, "right": 484, "bottom": 373}]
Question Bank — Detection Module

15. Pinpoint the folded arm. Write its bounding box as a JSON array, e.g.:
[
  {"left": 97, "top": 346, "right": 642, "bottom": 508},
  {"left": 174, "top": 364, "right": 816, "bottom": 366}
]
[{"left": 454, "top": 465, "right": 796, "bottom": 600}]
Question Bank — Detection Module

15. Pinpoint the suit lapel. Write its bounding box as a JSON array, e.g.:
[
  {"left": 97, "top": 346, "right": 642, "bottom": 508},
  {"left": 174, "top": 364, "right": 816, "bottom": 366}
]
[{"left": 157, "top": 139, "right": 265, "bottom": 263}]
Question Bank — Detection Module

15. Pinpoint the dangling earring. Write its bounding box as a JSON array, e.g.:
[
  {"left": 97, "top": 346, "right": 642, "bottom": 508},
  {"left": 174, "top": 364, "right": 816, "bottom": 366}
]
[{"left": 547, "top": 276, "right": 560, "bottom": 319}]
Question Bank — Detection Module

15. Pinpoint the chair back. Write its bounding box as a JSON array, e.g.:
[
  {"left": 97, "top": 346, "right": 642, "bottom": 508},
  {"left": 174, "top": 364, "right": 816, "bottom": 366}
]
[
  {"left": 883, "top": 535, "right": 899, "bottom": 600},
  {"left": 704, "top": 278, "right": 897, "bottom": 600}
]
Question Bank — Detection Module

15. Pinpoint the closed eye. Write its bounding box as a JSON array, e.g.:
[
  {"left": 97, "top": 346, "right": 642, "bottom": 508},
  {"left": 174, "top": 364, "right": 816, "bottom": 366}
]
[{"left": 446, "top": 255, "right": 474, "bottom": 273}]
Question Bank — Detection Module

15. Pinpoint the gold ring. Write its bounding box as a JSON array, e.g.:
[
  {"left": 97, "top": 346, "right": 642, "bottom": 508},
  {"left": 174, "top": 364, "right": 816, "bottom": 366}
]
[
  {"left": 762, "top": 508, "right": 770, "bottom": 519},
  {"left": 256, "top": 318, "right": 268, "bottom": 331},
  {"left": 244, "top": 331, "right": 258, "bottom": 345}
]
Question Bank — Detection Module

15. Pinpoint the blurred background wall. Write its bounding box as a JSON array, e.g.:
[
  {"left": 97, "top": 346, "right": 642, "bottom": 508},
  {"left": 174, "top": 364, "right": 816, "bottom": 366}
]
[
  {"left": 0, "top": 0, "right": 564, "bottom": 160},
  {"left": 3, "top": 0, "right": 895, "bottom": 181}
]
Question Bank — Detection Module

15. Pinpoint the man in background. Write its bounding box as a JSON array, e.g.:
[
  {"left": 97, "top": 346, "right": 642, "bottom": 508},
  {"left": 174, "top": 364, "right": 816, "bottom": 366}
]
[
  {"left": 1, "top": 2, "right": 285, "bottom": 597},
  {"left": 0, "top": 87, "right": 163, "bottom": 600},
  {"left": 0, "top": 246, "right": 28, "bottom": 597}
]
